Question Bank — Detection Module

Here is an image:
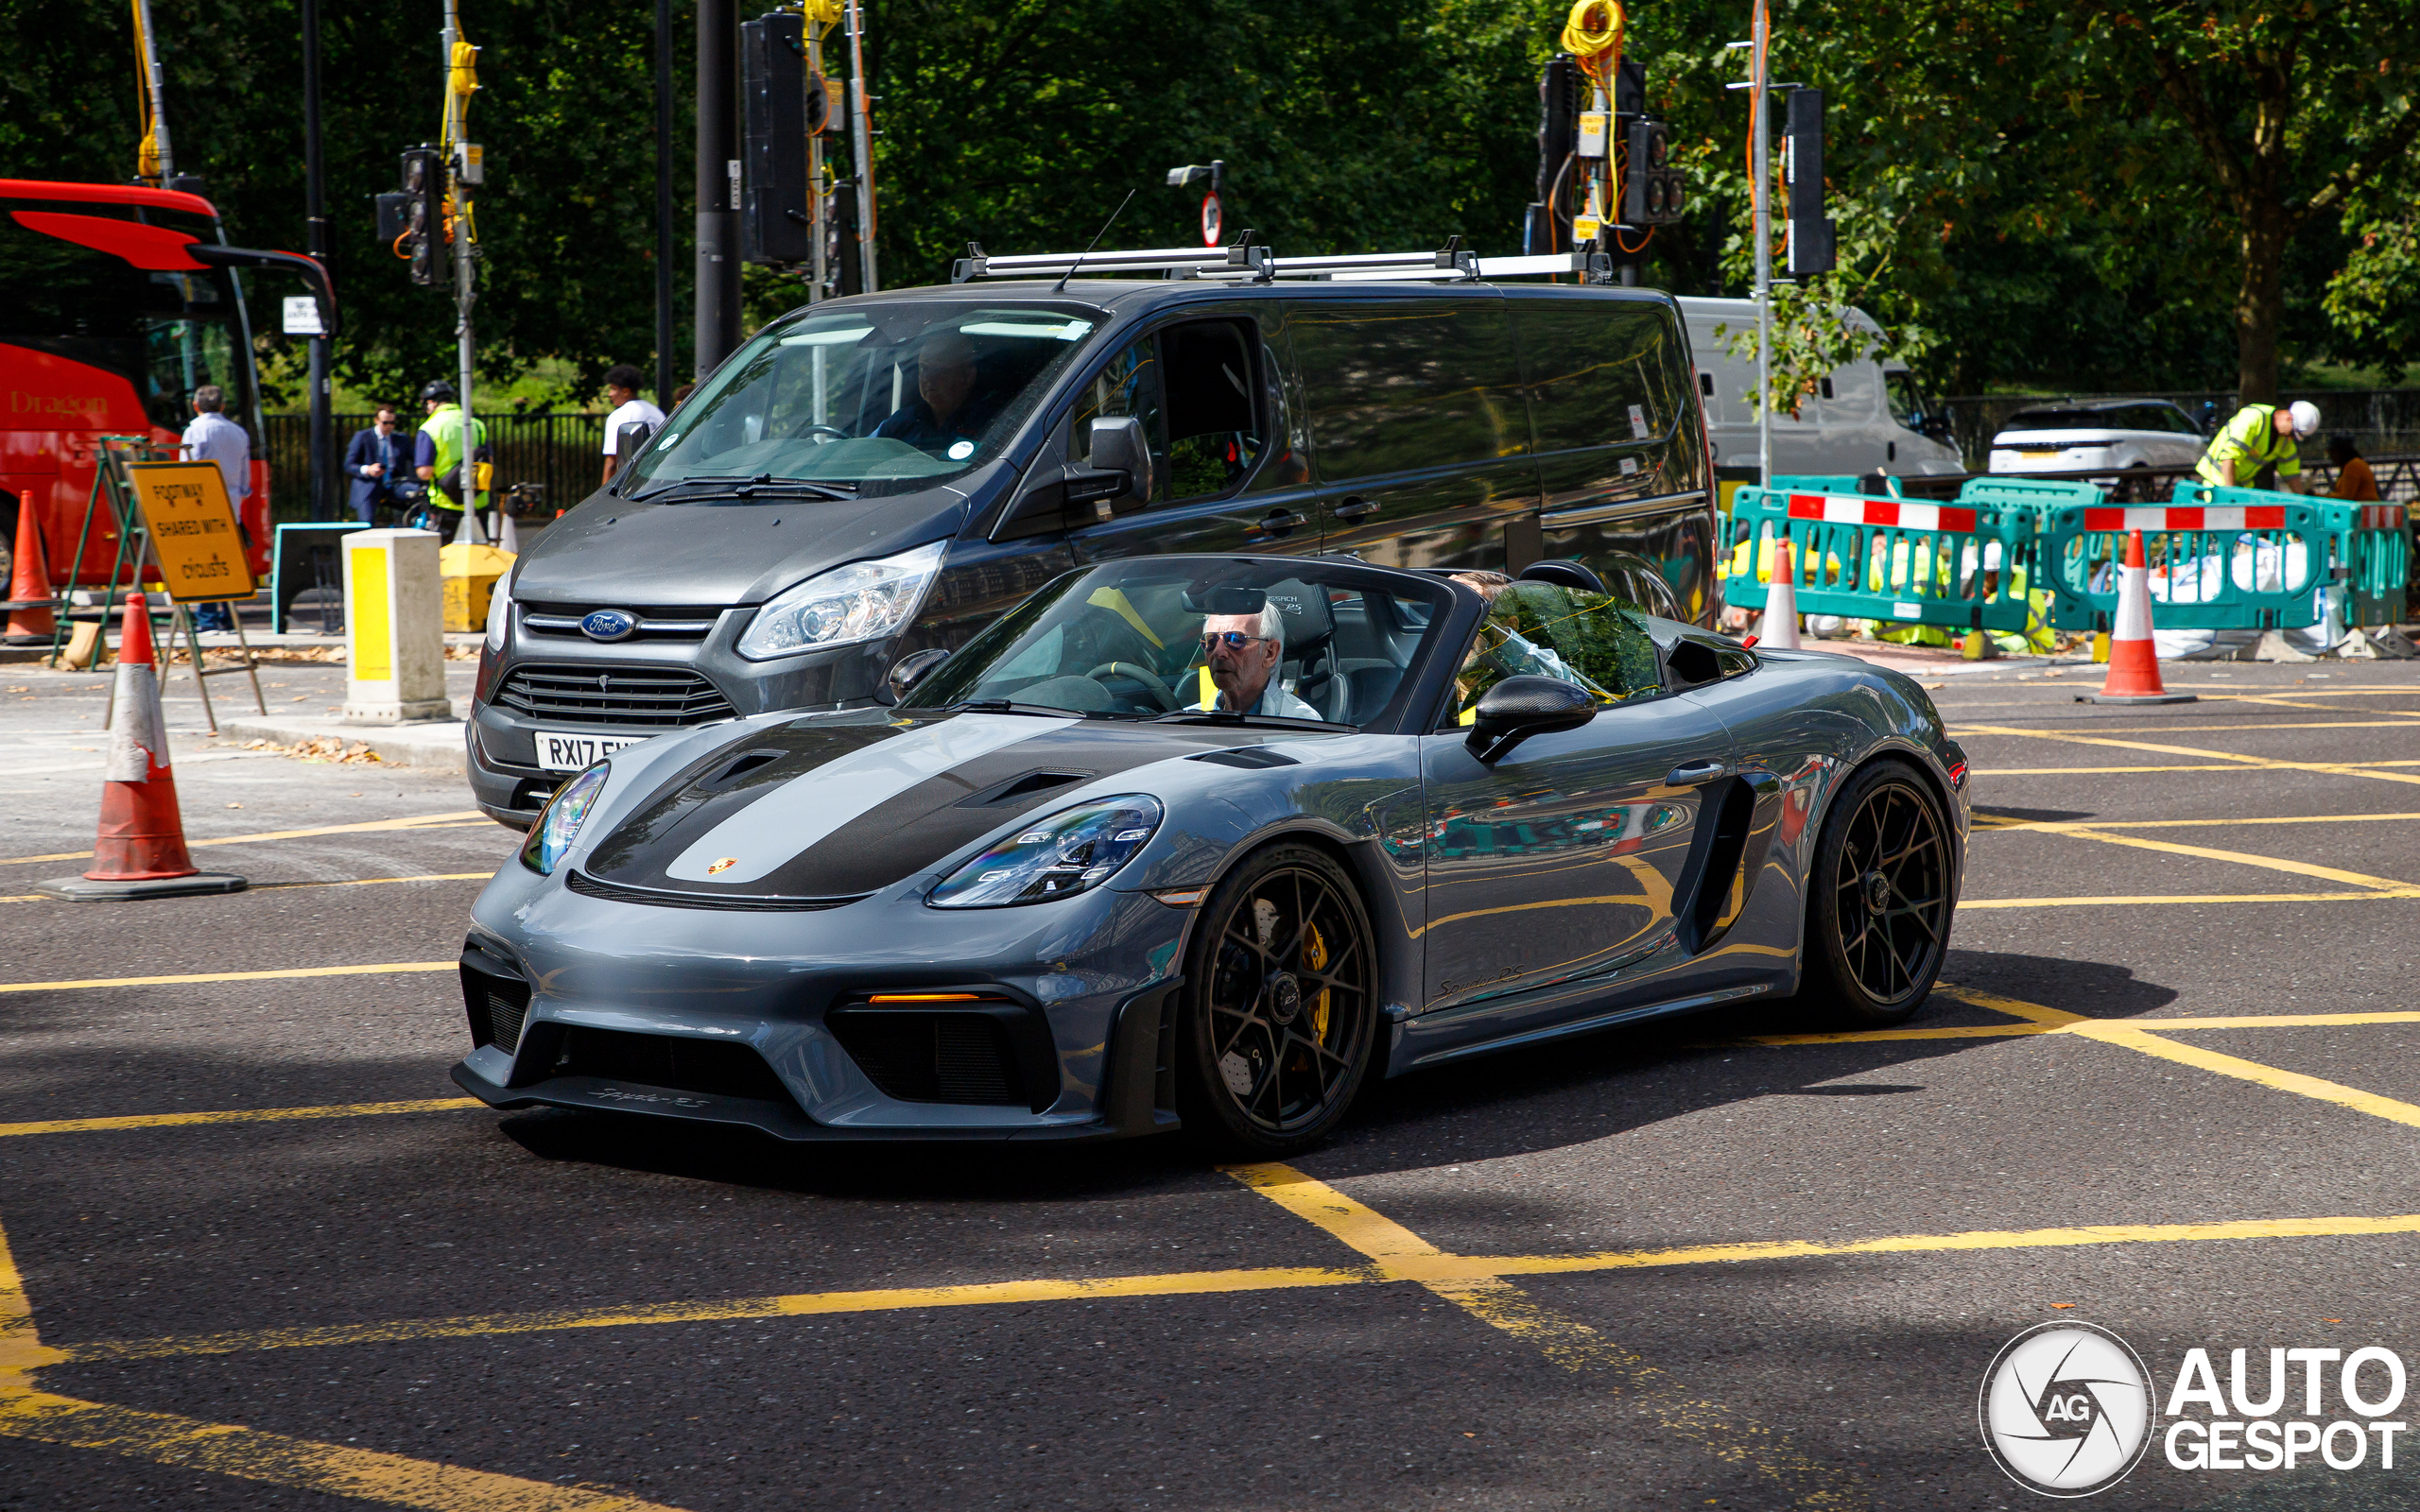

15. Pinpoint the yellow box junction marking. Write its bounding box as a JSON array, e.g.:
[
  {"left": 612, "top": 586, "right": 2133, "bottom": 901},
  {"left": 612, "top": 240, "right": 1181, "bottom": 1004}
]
[
  {"left": 0, "top": 1098, "right": 480, "bottom": 1141},
  {"left": 0, "top": 811, "right": 490, "bottom": 868},
  {"left": 1954, "top": 725, "right": 2420, "bottom": 789},
  {"left": 0, "top": 962, "right": 456, "bottom": 995}
]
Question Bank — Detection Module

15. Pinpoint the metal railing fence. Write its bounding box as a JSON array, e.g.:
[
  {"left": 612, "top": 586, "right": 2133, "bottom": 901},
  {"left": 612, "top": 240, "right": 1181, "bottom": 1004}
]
[{"left": 262, "top": 410, "right": 608, "bottom": 524}]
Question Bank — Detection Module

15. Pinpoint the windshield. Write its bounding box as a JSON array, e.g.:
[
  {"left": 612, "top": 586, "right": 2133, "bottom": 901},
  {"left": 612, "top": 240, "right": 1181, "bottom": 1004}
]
[
  {"left": 0, "top": 200, "right": 253, "bottom": 433},
  {"left": 627, "top": 301, "right": 1101, "bottom": 495},
  {"left": 907, "top": 558, "right": 1454, "bottom": 730}
]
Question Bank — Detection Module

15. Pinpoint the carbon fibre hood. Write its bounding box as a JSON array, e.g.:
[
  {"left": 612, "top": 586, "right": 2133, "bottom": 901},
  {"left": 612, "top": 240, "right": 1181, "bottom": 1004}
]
[{"left": 579, "top": 711, "right": 1270, "bottom": 902}]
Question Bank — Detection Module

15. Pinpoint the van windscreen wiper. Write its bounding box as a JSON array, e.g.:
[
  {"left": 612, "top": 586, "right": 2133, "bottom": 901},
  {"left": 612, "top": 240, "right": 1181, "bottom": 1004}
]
[{"left": 633, "top": 475, "right": 858, "bottom": 503}]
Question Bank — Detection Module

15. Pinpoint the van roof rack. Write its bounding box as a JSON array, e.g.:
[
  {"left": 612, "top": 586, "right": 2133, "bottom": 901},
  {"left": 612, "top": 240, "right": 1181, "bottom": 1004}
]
[{"left": 952, "top": 235, "right": 1618, "bottom": 285}]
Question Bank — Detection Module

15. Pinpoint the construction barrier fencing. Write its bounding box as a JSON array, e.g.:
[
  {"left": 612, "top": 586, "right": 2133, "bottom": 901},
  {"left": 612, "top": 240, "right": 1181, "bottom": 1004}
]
[
  {"left": 2036, "top": 491, "right": 2337, "bottom": 631},
  {"left": 1718, "top": 486, "right": 2035, "bottom": 634}
]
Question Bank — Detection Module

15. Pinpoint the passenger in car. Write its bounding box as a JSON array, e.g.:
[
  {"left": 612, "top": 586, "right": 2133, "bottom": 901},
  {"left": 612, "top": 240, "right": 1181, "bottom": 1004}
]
[{"left": 1196, "top": 602, "right": 1321, "bottom": 719}]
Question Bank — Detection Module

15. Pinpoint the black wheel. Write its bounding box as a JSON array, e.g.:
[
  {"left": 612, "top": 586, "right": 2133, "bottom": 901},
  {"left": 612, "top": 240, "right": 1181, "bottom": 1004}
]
[
  {"left": 1803, "top": 760, "right": 1954, "bottom": 1025},
  {"left": 1176, "top": 845, "right": 1377, "bottom": 1156}
]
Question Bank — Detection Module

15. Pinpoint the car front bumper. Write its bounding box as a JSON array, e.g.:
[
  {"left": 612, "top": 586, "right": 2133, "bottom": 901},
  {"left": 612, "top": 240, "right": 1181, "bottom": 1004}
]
[{"left": 447, "top": 863, "right": 1192, "bottom": 1143}]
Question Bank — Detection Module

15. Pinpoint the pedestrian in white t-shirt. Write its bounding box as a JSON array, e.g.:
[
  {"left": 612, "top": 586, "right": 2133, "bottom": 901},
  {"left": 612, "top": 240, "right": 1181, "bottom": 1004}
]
[
  {"left": 180, "top": 384, "right": 250, "bottom": 631},
  {"left": 599, "top": 364, "right": 666, "bottom": 487}
]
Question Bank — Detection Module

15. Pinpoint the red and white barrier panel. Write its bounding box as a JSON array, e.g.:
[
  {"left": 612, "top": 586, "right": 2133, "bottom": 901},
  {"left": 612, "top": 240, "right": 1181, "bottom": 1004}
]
[
  {"left": 1785, "top": 495, "right": 1978, "bottom": 533},
  {"left": 2357, "top": 504, "right": 2407, "bottom": 531},
  {"left": 2083, "top": 506, "right": 2288, "bottom": 532}
]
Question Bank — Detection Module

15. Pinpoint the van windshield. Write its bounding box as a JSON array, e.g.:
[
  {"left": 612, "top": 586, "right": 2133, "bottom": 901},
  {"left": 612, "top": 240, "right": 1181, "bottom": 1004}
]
[{"left": 626, "top": 301, "right": 1100, "bottom": 496}]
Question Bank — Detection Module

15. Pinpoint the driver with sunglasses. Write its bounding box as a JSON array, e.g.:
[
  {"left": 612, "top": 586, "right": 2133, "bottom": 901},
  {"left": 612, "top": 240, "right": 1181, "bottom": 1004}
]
[{"left": 1194, "top": 603, "right": 1321, "bottom": 719}]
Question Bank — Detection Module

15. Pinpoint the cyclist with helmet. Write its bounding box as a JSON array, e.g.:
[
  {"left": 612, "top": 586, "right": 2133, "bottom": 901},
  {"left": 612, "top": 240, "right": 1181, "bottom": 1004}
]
[
  {"left": 411, "top": 379, "right": 489, "bottom": 541},
  {"left": 2198, "top": 399, "right": 2321, "bottom": 492}
]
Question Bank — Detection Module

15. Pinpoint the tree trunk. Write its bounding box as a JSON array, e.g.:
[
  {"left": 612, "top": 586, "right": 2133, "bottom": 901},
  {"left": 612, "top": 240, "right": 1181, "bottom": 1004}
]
[{"left": 2235, "top": 198, "right": 2288, "bottom": 403}]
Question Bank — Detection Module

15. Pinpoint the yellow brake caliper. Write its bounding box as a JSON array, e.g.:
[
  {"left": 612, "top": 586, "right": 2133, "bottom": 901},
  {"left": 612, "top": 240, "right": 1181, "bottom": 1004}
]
[{"left": 1304, "top": 922, "right": 1331, "bottom": 1040}]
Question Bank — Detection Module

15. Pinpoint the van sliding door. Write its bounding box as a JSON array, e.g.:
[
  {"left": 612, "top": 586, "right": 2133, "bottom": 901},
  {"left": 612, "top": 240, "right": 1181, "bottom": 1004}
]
[
  {"left": 1513, "top": 292, "right": 1717, "bottom": 625},
  {"left": 1290, "top": 291, "right": 1540, "bottom": 574}
]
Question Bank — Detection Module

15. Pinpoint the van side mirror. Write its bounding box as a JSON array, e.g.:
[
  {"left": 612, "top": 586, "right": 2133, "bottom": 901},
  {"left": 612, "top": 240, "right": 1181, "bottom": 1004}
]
[
  {"left": 883, "top": 646, "right": 951, "bottom": 704},
  {"left": 1464, "top": 676, "right": 1597, "bottom": 764},
  {"left": 1076, "top": 417, "right": 1156, "bottom": 507}
]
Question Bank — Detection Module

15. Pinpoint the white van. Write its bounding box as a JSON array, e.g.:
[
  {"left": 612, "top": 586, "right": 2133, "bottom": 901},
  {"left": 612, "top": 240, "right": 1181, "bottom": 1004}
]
[{"left": 1679, "top": 297, "right": 1962, "bottom": 482}]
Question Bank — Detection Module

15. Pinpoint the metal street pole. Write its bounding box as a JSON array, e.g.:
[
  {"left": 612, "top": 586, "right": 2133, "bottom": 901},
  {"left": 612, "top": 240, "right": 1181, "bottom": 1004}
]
[
  {"left": 302, "top": 0, "right": 333, "bottom": 522},
  {"left": 849, "top": 0, "right": 877, "bottom": 292},
  {"left": 441, "top": 0, "right": 485, "bottom": 543},
  {"left": 1752, "top": 0, "right": 1772, "bottom": 490},
  {"left": 807, "top": 15, "right": 825, "bottom": 303},
  {"left": 131, "top": 0, "right": 175, "bottom": 181},
  {"left": 655, "top": 0, "right": 676, "bottom": 402},
  {"left": 696, "top": 0, "right": 741, "bottom": 374}
]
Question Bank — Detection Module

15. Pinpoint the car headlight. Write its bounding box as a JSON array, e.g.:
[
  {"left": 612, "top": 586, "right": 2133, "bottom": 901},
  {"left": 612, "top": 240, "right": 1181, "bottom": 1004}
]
[
  {"left": 485, "top": 567, "right": 515, "bottom": 651},
  {"left": 520, "top": 763, "right": 610, "bottom": 875},
  {"left": 927, "top": 796, "right": 1163, "bottom": 908},
  {"left": 735, "top": 541, "right": 946, "bottom": 661}
]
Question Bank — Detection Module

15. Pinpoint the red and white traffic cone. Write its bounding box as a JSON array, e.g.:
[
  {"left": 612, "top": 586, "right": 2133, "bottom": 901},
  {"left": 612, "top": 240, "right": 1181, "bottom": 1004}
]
[
  {"left": 2, "top": 490, "right": 57, "bottom": 644},
  {"left": 2080, "top": 529, "right": 2195, "bottom": 706},
  {"left": 1756, "top": 533, "right": 1803, "bottom": 651},
  {"left": 36, "top": 594, "right": 246, "bottom": 901}
]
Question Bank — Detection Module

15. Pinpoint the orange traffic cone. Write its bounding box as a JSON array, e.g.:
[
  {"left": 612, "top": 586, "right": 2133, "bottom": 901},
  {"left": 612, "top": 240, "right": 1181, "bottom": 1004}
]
[
  {"left": 1756, "top": 533, "right": 1803, "bottom": 651},
  {"left": 2080, "top": 529, "right": 2195, "bottom": 706},
  {"left": 36, "top": 594, "right": 246, "bottom": 901},
  {"left": 3, "top": 491, "right": 57, "bottom": 643}
]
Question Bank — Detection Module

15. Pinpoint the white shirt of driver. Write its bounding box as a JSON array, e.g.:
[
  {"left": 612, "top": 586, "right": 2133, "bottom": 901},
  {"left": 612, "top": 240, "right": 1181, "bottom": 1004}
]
[
  {"left": 180, "top": 410, "right": 251, "bottom": 503},
  {"left": 1196, "top": 668, "right": 1322, "bottom": 720},
  {"left": 601, "top": 398, "right": 666, "bottom": 455}
]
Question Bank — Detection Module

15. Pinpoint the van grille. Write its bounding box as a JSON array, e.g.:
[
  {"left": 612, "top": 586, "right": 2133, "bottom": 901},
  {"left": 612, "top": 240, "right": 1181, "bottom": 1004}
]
[
  {"left": 825, "top": 1011, "right": 1028, "bottom": 1108},
  {"left": 493, "top": 663, "right": 735, "bottom": 728}
]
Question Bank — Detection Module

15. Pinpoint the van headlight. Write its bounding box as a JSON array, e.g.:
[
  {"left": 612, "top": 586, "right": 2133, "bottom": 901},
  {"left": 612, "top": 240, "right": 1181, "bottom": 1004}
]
[
  {"left": 928, "top": 796, "right": 1162, "bottom": 908},
  {"left": 520, "top": 764, "right": 609, "bottom": 875},
  {"left": 735, "top": 541, "right": 945, "bottom": 660},
  {"left": 485, "top": 568, "right": 514, "bottom": 651}
]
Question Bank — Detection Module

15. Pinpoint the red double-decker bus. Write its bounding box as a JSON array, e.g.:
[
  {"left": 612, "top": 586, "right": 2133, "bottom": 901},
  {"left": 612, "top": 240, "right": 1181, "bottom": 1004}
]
[{"left": 2, "top": 178, "right": 332, "bottom": 593}]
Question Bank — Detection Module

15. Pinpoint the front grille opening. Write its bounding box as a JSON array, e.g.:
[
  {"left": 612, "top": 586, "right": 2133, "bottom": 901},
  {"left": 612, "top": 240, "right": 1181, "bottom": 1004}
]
[
  {"left": 553, "top": 1026, "right": 795, "bottom": 1104},
  {"left": 494, "top": 663, "right": 737, "bottom": 729},
  {"left": 460, "top": 958, "right": 532, "bottom": 1052},
  {"left": 826, "top": 1010, "right": 1030, "bottom": 1108}
]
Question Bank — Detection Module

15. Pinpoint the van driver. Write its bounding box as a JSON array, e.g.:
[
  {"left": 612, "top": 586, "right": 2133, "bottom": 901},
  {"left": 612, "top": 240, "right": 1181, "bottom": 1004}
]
[{"left": 874, "top": 332, "right": 989, "bottom": 455}]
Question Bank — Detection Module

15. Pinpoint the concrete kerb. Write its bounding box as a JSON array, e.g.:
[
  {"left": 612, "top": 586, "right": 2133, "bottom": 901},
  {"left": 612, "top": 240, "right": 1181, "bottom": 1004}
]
[{"left": 213, "top": 715, "right": 469, "bottom": 773}]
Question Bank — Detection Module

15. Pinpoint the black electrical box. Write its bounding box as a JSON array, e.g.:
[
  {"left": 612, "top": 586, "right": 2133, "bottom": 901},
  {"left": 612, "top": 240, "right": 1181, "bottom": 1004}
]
[{"left": 740, "top": 10, "right": 814, "bottom": 265}]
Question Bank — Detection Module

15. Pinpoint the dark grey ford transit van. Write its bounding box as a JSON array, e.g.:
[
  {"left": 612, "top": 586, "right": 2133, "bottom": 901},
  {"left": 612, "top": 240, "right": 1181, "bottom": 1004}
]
[{"left": 468, "top": 273, "right": 1716, "bottom": 824}]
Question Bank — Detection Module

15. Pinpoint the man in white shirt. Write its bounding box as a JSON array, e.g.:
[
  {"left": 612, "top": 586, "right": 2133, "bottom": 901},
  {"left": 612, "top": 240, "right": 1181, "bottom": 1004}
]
[
  {"left": 1196, "top": 602, "right": 1322, "bottom": 719},
  {"left": 180, "top": 385, "right": 249, "bottom": 631},
  {"left": 599, "top": 365, "right": 666, "bottom": 487}
]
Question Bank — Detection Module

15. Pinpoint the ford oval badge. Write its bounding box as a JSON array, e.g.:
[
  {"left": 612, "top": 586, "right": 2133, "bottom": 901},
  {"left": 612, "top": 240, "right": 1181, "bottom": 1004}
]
[{"left": 581, "top": 609, "right": 637, "bottom": 642}]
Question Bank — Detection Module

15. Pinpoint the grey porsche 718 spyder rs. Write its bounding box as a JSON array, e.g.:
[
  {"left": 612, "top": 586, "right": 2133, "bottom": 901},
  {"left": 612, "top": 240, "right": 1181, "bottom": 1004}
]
[{"left": 453, "top": 553, "right": 1970, "bottom": 1155}]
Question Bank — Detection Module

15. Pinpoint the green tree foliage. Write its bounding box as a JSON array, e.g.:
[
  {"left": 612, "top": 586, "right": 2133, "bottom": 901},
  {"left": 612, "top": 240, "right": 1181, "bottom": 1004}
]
[{"left": 3, "top": 0, "right": 2411, "bottom": 408}]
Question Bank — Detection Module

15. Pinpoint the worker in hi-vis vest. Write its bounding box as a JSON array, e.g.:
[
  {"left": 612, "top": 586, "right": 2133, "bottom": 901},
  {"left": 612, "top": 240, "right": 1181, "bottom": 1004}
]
[
  {"left": 2196, "top": 399, "right": 2320, "bottom": 491},
  {"left": 412, "top": 378, "right": 489, "bottom": 541}
]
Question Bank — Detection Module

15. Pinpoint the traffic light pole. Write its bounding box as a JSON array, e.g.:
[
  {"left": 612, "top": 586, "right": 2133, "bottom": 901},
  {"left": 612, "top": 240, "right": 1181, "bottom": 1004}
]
[
  {"left": 1751, "top": 0, "right": 1772, "bottom": 490},
  {"left": 696, "top": 0, "right": 741, "bottom": 374},
  {"left": 441, "top": 0, "right": 485, "bottom": 543},
  {"left": 655, "top": 0, "right": 676, "bottom": 400},
  {"left": 846, "top": 0, "right": 877, "bottom": 293},
  {"left": 302, "top": 0, "right": 333, "bottom": 522}
]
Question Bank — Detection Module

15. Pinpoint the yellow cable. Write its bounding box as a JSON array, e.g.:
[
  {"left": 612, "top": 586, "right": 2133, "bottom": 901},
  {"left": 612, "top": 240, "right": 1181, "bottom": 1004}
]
[{"left": 1560, "top": 0, "right": 1623, "bottom": 63}]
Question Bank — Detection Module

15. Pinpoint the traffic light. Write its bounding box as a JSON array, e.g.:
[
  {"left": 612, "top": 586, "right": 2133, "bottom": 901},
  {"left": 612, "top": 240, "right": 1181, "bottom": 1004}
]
[
  {"left": 1785, "top": 89, "right": 1835, "bottom": 276},
  {"left": 1527, "top": 54, "right": 1582, "bottom": 253},
  {"left": 389, "top": 146, "right": 445, "bottom": 286},
  {"left": 740, "top": 9, "right": 813, "bottom": 265},
  {"left": 1621, "top": 119, "right": 1686, "bottom": 225}
]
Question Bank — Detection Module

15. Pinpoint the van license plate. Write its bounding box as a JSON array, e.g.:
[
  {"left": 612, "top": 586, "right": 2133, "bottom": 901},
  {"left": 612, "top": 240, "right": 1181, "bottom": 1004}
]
[{"left": 535, "top": 731, "right": 646, "bottom": 771}]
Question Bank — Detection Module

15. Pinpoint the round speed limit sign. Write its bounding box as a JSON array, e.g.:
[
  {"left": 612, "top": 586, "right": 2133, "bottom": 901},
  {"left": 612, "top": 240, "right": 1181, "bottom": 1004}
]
[{"left": 1200, "top": 191, "right": 1222, "bottom": 249}]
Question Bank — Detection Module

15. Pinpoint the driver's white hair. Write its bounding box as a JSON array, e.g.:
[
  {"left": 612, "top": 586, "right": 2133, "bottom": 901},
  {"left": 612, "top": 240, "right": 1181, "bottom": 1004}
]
[{"left": 1256, "top": 601, "right": 1284, "bottom": 647}]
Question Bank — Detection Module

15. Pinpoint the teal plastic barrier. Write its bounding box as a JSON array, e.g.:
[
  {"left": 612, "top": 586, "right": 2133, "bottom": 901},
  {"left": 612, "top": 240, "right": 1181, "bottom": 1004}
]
[
  {"left": 2036, "top": 486, "right": 2330, "bottom": 631},
  {"left": 1719, "top": 484, "right": 2035, "bottom": 633}
]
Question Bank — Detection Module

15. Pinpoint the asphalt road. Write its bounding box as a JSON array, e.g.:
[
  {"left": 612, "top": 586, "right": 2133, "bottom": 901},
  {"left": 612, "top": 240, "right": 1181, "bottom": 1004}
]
[{"left": 4, "top": 656, "right": 2420, "bottom": 1511}]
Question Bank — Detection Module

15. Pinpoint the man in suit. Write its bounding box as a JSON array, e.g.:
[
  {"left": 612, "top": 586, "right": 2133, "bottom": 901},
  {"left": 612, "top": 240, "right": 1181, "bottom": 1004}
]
[{"left": 343, "top": 404, "right": 411, "bottom": 523}]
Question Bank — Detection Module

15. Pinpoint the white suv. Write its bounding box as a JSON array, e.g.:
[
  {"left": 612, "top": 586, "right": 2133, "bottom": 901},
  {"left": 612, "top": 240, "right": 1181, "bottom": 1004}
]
[{"left": 1987, "top": 399, "right": 2208, "bottom": 475}]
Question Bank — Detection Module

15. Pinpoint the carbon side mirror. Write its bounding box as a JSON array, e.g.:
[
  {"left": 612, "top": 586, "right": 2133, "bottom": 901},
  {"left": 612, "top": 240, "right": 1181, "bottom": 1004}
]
[
  {"left": 1464, "top": 675, "right": 1598, "bottom": 764},
  {"left": 884, "top": 646, "right": 951, "bottom": 705}
]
